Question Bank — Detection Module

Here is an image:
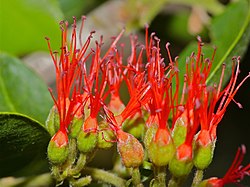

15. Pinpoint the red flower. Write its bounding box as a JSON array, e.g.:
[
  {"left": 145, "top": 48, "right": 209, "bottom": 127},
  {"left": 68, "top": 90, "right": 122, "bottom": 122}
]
[
  {"left": 46, "top": 17, "right": 94, "bottom": 136},
  {"left": 206, "top": 145, "right": 250, "bottom": 187}
]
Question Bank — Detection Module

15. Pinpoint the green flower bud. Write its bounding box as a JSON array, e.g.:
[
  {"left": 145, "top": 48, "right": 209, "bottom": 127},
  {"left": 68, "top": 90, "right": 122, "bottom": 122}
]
[
  {"left": 97, "top": 121, "right": 115, "bottom": 149},
  {"left": 77, "top": 130, "right": 97, "bottom": 153},
  {"left": 194, "top": 130, "right": 216, "bottom": 170},
  {"left": 171, "top": 117, "right": 187, "bottom": 147},
  {"left": 169, "top": 144, "right": 193, "bottom": 177},
  {"left": 69, "top": 116, "right": 84, "bottom": 138},
  {"left": 46, "top": 106, "right": 60, "bottom": 136},
  {"left": 47, "top": 130, "right": 69, "bottom": 164},
  {"left": 117, "top": 130, "right": 144, "bottom": 168},
  {"left": 144, "top": 124, "right": 158, "bottom": 150},
  {"left": 148, "top": 128, "right": 175, "bottom": 166},
  {"left": 77, "top": 116, "right": 98, "bottom": 153}
]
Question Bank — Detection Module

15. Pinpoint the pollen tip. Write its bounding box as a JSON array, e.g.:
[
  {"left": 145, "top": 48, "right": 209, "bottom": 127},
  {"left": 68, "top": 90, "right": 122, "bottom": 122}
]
[
  {"left": 166, "top": 42, "right": 170, "bottom": 48},
  {"left": 232, "top": 56, "right": 237, "bottom": 61},
  {"left": 237, "top": 56, "right": 241, "bottom": 61},
  {"left": 90, "top": 30, "right": 96, "bottom": 35},
  {"left": 82, "top": 15, "right": 86, "bottom": 20},
  {"left": 241, "top": 144, "right": 246, "bottom": 154},
  {"left": 145, "top": 23, "right": 149, "bottom": 28},
  {"left": 197, "top": 35, "right": 202, "bottom": 43},
  {"left": 150, "top": 32, "right": 155, "bottom": 37},
  {"left": 45, "top": 36, "right": 50, "bottom": 40},
  {"left": 205, "top": 58, "right": 210, "bottom": 63}
]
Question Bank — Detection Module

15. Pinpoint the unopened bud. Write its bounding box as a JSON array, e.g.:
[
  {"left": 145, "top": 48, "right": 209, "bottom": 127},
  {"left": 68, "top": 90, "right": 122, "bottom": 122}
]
[
  {"left": 77, "top": 130, "right": 97, "bottom": 153},
  {"left": 144, "top": 124, "right": 158, "bottom": 149},
  {"left": 46, "top": 106, "right": 60, "bottom": 136},
  {"left": 147, "top": 128, "right": 175, "bottom": 166},
  {"left": 171, "top": 117, "right": 187, "bottom": 147},
  {"left": 169, "top": 144, "right": 193, "bottom": 177},
  {"left": 69, "top": 116, "right": 84, "bottom": 138},
  {"left": 47, "top": 130, "right": 69, "bottom": 164},
  {"left": 198, "top": 177, "right": 223, "bottom": 187},
  {"left": 77, "top": 117, "right": 98, "bottom": 153},
  {"left": 194, "top": 130, "right": 215, "bottom": 170},
  {"left": 117, "top": 130, "right": 144, "bottom": 168}
]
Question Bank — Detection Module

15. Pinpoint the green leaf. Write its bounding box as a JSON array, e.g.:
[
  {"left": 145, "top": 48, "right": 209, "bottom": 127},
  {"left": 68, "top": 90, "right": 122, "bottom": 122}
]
[
  {"left": 0, "top": 53, "right": 53, "bottom": 124},
  {"left": 0, "top": 113, "right": 51, "bottom": 177},
  {"left": 0, "top": 0, "right": 63, "bottom": 56},
  {"left": 207, "top": 0, "right": 250, "bottom": 85},
  {"left": 178, "top": 0, "right": 250, "bottom": 86}
]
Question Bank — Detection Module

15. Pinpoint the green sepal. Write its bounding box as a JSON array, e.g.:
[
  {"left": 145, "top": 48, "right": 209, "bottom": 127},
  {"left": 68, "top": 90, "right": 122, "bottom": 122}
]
[
  {"left": 47, "top": 136, "right": 69, "bottom": 165},
  {"left": 69, "top": 117, "right": 84, "bottom": 138},
  {"left": 144, "top": 124, "right": 158, "bottom": 150},
  {"left": 169, "top": 156, "right": 193, "bottom": 177},
  {"left": 148, "top": 139, "right": 175, "bottom": 166},
  {"left": 45, "top": 106, "right": 60, "bottom": 136},
  {"left": 97, "top": 121, "right": 115, "bottom": 149},
  {"left": 171, "top": 117, "right": 187, "bottom": 147},
  {"left": 147, "top": 128, "right": 175, "bottom": 166},
  {"left": 77, "top": 130, "right": 97, "bottom": 153},
  {"left": 194, "top": 140, "right": 215, "bottom": 170}
]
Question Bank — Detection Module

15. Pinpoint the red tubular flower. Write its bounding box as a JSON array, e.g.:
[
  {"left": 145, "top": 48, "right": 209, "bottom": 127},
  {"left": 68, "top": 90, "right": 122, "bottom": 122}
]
[
  {"left": 46, "top": 17, "right": 94, "bottom": 140},
  {"left": 107, "top": 47, "right": 126, "bottom": 114},
  {"left": 81, "top": 30, "right": 125, "bottom": 132},
  {"left": 46, "top": 17, "right": 95, "bottom": 164},
  {"left": 204, "top": 145, "right": 250, "bottom": 187},
  {"left": 143, "top": 31, "right": 185, "bottom": 167}
]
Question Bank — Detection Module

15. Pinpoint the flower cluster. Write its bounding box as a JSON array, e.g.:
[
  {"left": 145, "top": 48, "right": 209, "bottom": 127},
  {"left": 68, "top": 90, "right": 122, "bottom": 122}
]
[{"left": 45, "top": 17, "right": 250, "bottom": 186}]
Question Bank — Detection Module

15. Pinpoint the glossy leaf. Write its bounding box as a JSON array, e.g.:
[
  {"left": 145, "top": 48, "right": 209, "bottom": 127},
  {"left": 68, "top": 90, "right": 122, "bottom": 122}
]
[
  {"left": 0, "top": 53, "right": 53, "bottom": 124},
  {"left": 178, "top": 0, "right": 250, "bottom": 87},
  {"left": 0, "top": 113, "right": 50, "bottom": 177},
  {"left": 0, "top": 0, "right": 63, "bottom": 56}
]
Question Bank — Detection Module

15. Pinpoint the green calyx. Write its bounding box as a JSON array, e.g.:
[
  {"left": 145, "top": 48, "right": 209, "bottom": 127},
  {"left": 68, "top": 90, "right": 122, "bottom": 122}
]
[
  {"left": 171, "top": 117, "right": 187, "bottom": 147},
  {"left": 77, "top": 130, "right": 97, "bottom": 153},
  {"left": 193, "top": 140, "right": 215, "bottom": 170},
  {"left": 117, "top": 130, "right": 144, "bottom": 168},
  {"left": 47, "top": 132, "right": 69, "bottom": 165},
  {"left": 46, "top": 106, "right": 60, "bottom": 136},
  {"left": 69, "top": 116, "right": 84, "bottom": 138},
  {"left": 97, "top": 121, "right": 115, "bottom": 149},
  {"left": 169, "top": 156, "right": 193, "bottom": 178},
  {"left": 147, "top": 128, "right": 175, "bottom": 166},
  {"left": 144, "top": 124, "right": 158, "bottom": 150}
]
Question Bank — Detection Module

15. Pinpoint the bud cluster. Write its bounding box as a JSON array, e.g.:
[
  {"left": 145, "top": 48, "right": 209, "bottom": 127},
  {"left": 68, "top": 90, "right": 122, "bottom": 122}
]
[{"left": 45, "top": 17, "right": 250, "bottom": 186}]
